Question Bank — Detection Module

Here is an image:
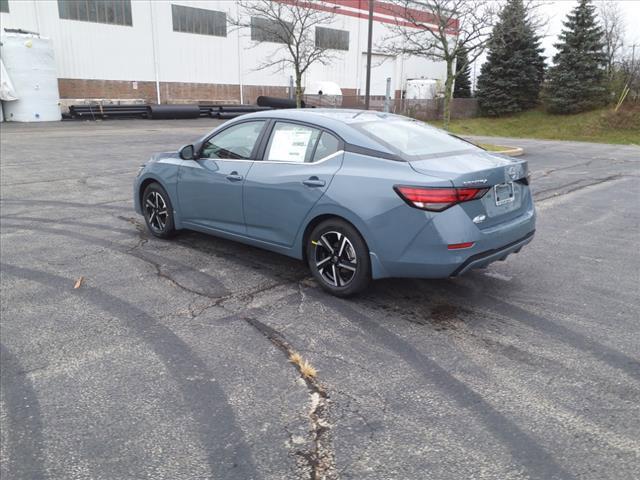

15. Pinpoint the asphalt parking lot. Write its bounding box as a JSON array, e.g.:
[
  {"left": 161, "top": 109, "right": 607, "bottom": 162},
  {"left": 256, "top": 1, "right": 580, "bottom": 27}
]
[{"left": 1, "top": 118, "right": 639, "bottom": 480}]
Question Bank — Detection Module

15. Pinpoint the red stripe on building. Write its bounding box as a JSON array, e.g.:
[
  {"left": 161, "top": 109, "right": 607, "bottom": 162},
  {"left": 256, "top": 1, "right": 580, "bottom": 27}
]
[
  {"left": 273, "top": 0, "right": 457, "bottom": 33},
  {"left": 323, "top": 0, "right": 459, "bottom": 31}
]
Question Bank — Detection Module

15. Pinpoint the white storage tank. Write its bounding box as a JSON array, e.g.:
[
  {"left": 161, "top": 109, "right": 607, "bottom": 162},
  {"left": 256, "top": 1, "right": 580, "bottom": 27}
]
[
  {"left": 0, "top": 32, "right": 61, "bottom": 122},
  {"left": 405, "top": 78, "right": 440, "bottom": 100}
]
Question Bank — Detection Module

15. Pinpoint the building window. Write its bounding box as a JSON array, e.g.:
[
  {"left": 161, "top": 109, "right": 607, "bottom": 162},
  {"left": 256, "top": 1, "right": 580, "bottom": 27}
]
[
  {"left": 0, "top": 0, "right": 9, "bottom": 13},
  {"left": 57, "top": 0, "right": 132, "bottom": 26},
  {"left": 315, "top": 26, "right": 349, "bottom": 51},
  {"left": 172, "top": 4, "right": 226, "bottom": 37},
  {"left": 251, "top": 17, "right": 292, "bottom": 44}
]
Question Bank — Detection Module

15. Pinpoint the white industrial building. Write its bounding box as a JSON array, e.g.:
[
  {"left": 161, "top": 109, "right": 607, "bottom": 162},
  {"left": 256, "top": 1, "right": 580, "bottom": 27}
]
[{"left": 0, "top": 0, "right": 449, "bottom": 106}]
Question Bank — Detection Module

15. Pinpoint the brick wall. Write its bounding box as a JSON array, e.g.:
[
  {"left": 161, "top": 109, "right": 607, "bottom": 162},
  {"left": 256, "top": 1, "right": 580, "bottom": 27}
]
[
  {"left": 58, "top": 78, "right": 289, "bottom": 104},
  {"left": 340, "top": 88, "right": 359, "bottom": 96},
  {"left": 57, "top": 79, "right": 479, "bottom": 119},
  {"left": 58, "top": 79, "right": 158, "bottom": 102}
]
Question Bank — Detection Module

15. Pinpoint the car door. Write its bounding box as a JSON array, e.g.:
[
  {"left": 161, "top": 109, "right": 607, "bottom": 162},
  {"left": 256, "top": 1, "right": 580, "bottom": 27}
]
[
  {"left": 243, "top": 121, "right": 343, "bottom": 246},
  {"left": 177, "top": 120, "right": 266, "bottom": 235}
]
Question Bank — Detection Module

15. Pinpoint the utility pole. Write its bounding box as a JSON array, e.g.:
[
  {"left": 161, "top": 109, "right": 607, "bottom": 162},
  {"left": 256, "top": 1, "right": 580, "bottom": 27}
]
[
  {"left": 148, "top": 0, "right": 161, "bottom": 104},
  {"left": 364, "top": 0, "right": 374, "bottom": 110}
]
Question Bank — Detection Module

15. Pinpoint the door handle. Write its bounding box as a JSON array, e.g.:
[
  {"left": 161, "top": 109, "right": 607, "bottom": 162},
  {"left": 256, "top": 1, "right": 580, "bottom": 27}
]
[
  {"left": 226, "top": 172, "right": 243, "bottom": 182},
  {"left": 303, "top": 176, "right": 326, "bottom": 187}
]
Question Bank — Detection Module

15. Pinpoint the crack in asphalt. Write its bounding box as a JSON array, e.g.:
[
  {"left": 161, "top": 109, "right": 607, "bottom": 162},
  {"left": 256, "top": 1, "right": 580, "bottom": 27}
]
[
  {"left": 183, "top": 275, "right": 310, "bottom": 323},
  {"left": 530, "top": 157, "right": 632, "bottom": 179},
  {"left": 1, "top": 210, "right": 310, "bottom": 322},
  {"left": 110, "top": 216, "right": 297, "bottom": 309},
  {"left": 0, "top": 217, "right": 230, "bottom": 300},
  {"left": 244, "top": 317, "right": 338, "bottom": 480},
  {"left": 1, "top": 214, "right": 312, "bottom": 327},
  {"left": 7, "top": 150, "right": 634, "bottom": 478},
  {"left": 533, "top": 174, "right": 632, "bottom": 202},
  {"left": 309, "top": 289, "right": 579, "bottom": 480},
  {"left": 116, "top": 215, "right": 149, "bottom": 251},
  {"left": 1, "top": 212, "right": 330, "bottom": 478}
]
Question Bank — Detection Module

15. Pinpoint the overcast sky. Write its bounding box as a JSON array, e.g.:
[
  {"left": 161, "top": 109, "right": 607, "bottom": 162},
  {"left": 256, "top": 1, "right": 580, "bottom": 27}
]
[
  {"left": 537, "top": 0, "right": 639, "bottom": 57},
  {"left": 471, "top": 0, "right": 640, "bottom": 85}
]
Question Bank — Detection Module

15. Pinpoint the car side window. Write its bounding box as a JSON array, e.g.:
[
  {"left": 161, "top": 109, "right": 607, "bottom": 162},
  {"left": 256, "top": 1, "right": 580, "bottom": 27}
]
[
  {"left": 312, "top": 132, "right": 340, "bottom": 162},
  {"left": 200, "top": 121, "right": 265, "bottom": 160},
  {"left": 265, "top": 122, "right": 321, "bottom": 163}
]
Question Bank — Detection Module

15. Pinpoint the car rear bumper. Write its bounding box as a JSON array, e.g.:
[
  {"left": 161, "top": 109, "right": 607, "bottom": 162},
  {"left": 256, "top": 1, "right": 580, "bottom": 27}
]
[
  {"left": 370, "top": 198, "right": 536, "bottom": 279},
  {"left": 450, "top": 230, "right": 535, "bottom": 276}
]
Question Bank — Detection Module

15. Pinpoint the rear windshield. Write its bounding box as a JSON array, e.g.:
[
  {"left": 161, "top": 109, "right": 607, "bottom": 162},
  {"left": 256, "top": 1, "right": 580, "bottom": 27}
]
[{"left": 356, "top": 119, "right": 479, "bottom": 159}]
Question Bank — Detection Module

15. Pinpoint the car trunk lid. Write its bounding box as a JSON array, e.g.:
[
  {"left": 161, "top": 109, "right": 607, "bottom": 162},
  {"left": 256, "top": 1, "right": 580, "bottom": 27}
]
[
  {"left": 409, "top": 150, "right": 530, "bottom": 228},
  {"left": 408, "top": 150, "right": 527, "bottom": 187}
]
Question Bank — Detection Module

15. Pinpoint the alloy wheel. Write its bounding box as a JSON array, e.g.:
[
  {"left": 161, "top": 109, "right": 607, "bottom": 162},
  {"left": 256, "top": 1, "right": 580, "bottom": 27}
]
[
  {"left": 145, "top": 191, "right": 169, "bottom": 233},
  {"left": 314, "top": 231, "right": 357, "bottom": 287}
]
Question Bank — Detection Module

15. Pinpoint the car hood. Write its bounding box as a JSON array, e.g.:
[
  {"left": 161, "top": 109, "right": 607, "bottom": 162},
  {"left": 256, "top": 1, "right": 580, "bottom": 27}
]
[
  {"left": 408, "top": 150, "right": 528, "bottom": 187},
  {"left": 149, "top": 151, "right": 179, "bottom": 163}
]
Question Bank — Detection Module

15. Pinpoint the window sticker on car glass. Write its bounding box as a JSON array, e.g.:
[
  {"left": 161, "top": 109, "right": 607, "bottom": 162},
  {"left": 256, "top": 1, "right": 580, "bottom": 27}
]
[{"left": 268, "top": 126, "right": 313, "bottom": 162}]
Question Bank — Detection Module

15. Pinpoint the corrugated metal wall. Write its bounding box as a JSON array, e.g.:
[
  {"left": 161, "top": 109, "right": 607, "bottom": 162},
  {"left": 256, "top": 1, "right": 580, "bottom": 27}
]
[{"left": 0, "top": 0, "right": 447, "bottom": 94}]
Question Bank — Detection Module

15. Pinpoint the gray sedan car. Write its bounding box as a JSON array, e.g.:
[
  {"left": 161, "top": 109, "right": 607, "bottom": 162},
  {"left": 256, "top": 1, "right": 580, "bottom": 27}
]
[{"left": 134, "top": 109, "right": 535, "bottom": 296}]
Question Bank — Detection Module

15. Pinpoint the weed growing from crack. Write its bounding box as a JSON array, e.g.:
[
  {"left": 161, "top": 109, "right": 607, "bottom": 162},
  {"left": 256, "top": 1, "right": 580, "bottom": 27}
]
[
  {"left": 244, "top": 317, "right": 336, "bottom": 479},
  {"left": 290, "top": 351, "right": 318, "bottom": 379}
]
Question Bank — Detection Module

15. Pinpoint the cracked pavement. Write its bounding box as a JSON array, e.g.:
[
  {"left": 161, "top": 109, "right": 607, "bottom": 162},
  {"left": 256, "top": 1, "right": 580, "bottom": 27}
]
[{"left": 1, "top": 120, "right": 639, "bottom": 479}]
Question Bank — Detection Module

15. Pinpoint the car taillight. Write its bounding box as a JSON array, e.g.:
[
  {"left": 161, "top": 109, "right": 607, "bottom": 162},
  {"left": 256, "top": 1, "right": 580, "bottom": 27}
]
[{"left": 394, "top": 186, "right": 489, "bottom": 212}]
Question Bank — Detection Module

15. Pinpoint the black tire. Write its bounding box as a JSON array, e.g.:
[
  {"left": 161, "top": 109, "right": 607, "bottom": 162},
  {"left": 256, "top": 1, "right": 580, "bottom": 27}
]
[
  {"left": 306, "top": 219, "right": 371, "bottom": 297},
  {"left": 142, "top": 183, "right": 176, "bottom": 239}
]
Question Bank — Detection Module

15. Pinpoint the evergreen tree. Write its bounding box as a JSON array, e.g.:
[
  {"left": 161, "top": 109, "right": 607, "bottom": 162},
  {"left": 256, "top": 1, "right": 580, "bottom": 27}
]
[
  {"left": 453, "top": 49, "right": 472, "bottom": 98},
  {"left": 546, "top": 0, "right": 607, "bottom": 114},
  {"left": 476, "top": 0, "right": 545, "bottom": 116}
]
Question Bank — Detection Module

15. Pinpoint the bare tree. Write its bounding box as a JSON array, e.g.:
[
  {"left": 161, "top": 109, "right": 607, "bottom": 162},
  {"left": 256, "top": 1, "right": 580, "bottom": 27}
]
[
  {"left": 598, "top": 0, "right": 625, "bottom": 81},
  {"left": 620, "top": 44, "right": 640, "bottom": 99},
  {"left": 523, "top": 0, "right": 553, "bottom": 32},
  {"left": 231, "top": 1, "right": 339, "bottom": 108},
  {"left": 383, "top": 0, "right": 496, "bottom": 126}
]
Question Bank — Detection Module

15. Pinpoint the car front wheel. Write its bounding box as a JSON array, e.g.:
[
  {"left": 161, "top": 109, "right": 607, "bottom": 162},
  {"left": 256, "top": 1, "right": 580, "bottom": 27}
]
[
  {"left": 306, "top": 219, "right": 371, "bottom": 297},
  {"left": 142, "top": 183, "right": 175, "bottom": 238}
]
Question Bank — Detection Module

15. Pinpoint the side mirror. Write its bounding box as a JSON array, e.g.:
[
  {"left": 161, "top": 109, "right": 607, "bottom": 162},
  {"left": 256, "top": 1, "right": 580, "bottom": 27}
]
[{"left": 179, "top": 144, "right": 195, "bottom": 160}]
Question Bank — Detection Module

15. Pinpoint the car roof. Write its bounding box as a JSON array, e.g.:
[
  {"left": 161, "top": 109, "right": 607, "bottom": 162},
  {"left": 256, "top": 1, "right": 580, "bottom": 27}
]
[
  {"left": 223, "top": 108, "right": 411, "bottom": 157},
  {"left": 249, "top": 108, "right": 404, "bottom": 124}
]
